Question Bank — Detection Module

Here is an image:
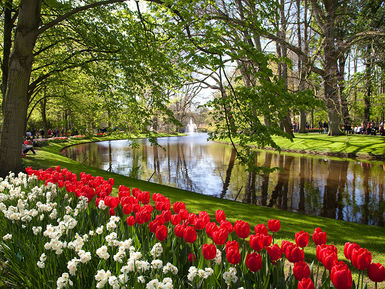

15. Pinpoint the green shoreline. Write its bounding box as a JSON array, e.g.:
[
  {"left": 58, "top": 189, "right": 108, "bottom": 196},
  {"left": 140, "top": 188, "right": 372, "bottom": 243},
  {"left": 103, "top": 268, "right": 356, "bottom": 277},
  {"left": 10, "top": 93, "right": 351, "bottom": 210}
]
[
  {"left": 270, "top": 133, "right": 385, "bottom": 160},
  {"left": 22, "top": 132, "right": 385, "bottom": 279},
  {"left": 218, "top": 133, "right": 385, "bottom": 161}
]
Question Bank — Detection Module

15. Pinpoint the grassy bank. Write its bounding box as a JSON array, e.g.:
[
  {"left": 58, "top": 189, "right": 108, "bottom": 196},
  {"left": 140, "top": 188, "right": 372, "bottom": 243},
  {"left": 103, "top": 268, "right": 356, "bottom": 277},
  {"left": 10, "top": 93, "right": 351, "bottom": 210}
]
[
  {"left": 270, "top": 133, "right": 385, "bottom": 159},
  {"left": 21, "top": 133, "right": 385, "bottom": 285}
]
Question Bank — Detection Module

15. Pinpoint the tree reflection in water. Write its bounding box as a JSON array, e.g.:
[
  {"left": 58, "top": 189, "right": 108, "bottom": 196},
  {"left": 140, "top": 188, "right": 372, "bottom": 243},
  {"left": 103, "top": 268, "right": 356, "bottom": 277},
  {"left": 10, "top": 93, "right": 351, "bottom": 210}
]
[{"left": 61, "top": 134, "right": 385, "bottom": 226}]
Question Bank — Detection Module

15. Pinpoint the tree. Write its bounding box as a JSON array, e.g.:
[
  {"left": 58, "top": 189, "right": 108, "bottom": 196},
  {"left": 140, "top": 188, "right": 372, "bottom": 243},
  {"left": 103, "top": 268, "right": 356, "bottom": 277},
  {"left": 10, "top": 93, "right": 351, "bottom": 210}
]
[
  {"left": 174, "top": 0, "right": 316, "bottom": 168},
  {"left": 0, "top": 0, "right": 186, "bottom": 176}
]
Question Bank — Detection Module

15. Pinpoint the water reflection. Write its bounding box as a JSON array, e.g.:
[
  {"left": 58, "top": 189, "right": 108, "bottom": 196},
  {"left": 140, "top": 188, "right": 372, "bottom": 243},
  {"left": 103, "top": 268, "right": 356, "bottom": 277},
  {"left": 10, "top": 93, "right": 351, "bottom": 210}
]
[{"left": 62, "top": 133, "right": 385, "bottom": 226}]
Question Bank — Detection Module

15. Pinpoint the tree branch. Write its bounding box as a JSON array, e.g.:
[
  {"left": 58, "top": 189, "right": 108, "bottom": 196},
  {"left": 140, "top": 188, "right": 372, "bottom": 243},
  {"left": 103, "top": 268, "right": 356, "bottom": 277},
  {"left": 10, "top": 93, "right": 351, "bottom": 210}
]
[
  {"left": 341, "top": 31, "right": 385, "bottom": 51},
  {"left": 26, "top": 94, "right": 61, "bottom": 123},
  {"left": 38, "top": 0, "right": 126, "bottom": 35}
]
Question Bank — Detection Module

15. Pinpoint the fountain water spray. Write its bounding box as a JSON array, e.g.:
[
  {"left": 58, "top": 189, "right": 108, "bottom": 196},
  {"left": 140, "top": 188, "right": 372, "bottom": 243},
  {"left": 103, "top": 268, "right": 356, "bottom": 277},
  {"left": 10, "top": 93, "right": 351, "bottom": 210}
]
[{"left": 186, "top": 118, "right": 197, "bottom": 133}]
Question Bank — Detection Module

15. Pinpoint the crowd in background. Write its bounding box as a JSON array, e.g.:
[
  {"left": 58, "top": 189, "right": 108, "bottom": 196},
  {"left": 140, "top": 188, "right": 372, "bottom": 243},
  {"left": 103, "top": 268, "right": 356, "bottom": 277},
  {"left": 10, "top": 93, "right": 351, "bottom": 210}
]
[{"left": 290, "top": 120, "right": 385, "bottom": 136}]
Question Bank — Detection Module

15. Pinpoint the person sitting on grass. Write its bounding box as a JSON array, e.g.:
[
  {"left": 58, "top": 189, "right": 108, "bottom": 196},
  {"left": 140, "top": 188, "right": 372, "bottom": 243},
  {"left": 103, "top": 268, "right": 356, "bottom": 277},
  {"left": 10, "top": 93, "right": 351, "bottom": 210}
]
[{"left": 22, "top": 139, "right": 36, "bottom": 156}]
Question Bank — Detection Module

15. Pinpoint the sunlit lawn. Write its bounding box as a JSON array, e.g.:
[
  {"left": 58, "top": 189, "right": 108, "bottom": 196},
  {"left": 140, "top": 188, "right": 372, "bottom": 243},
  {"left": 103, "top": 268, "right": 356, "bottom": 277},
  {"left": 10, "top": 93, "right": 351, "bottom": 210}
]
[{"left": 270, "top": 133, "right": 385, "bottom": 158}]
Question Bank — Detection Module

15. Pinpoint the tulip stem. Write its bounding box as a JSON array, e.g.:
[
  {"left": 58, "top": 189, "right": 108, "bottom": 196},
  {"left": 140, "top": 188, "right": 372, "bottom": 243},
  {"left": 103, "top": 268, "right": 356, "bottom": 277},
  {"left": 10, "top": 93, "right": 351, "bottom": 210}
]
[
  {"left": 315, "top": 260, "right": 320, "bottom": 287},
  {"left": 361, "top": 271, "right": 364, "bottom": 289},
  {"left": 375, "top": 282, "right": 377, "bottom": 289},
  {"left": 357, "top": 271, "right": 361, "bottom": 289}
]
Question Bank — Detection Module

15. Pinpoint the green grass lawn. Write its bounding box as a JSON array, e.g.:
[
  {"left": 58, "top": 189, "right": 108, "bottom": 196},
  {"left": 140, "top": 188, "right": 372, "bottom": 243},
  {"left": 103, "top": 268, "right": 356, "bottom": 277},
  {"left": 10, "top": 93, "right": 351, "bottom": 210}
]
[
  {"left": 269, "top": 133, "right": 385, "bottom": 158},
  {"left": 21, "top": 133, "right": 385, "bottom": 287}
]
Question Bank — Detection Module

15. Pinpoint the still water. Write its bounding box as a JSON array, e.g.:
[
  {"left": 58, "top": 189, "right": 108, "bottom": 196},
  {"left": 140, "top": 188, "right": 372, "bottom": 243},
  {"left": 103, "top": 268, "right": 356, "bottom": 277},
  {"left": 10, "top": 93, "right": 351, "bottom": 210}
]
[{"left": 62, "top": 133, "right": 385, "bottom": 226}]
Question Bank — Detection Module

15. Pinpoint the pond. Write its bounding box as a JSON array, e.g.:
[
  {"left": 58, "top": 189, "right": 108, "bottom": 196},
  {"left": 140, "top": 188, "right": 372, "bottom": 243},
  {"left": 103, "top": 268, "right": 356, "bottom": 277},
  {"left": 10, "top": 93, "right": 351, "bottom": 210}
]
[{"left": 61, "top": 133, "right": 385, "bottom": 226}]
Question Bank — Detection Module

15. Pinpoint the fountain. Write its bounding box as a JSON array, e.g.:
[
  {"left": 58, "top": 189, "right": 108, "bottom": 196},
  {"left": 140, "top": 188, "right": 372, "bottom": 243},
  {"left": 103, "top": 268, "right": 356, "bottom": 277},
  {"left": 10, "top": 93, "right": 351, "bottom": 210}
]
[{"left": 186, "top": 118, "right": 197, "bottom": 133}]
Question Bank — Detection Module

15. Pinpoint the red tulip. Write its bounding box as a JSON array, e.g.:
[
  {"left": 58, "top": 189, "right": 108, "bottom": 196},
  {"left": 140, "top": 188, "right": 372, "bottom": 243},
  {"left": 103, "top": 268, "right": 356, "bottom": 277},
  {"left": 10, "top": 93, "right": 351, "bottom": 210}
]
[
  {"left": 293, "top": 261, "right": 311, "bottom": 281},
  {"left": 323, "top": 252, "right": 338, "bottom": 270},
  {"left": 194, "top": 218, "right": 206, "bottom": 230},
  {"left": 179, "top": 208, "right": 189, "bottom": 220},
  {"left": 287, "top": 246, "right": 305, "bottom": 263},
  {"left": 298, "top": 278, "right": 315, "bottom": 289},
  {"left": 161, "top": 210, "right": 171, "bottom": 223},
  {"left": 171, "top": 214, "right": 181, "bottom": 225},
  {"left": 119, "top": 191, "right": 130, "bottom": 201},
  {"left": 152, "top": 192, "right": 161, "bottom": 202},
  {"left": 226, "top": 247, "right": 241, "bottom": 265},
  {"left": 188, "top": 213, "right": 197, "bottom": 226},
  {"left": 317, "top": 244, "right": 338, "bottom": 270},
  {"left": 205, "top": 222, "right": 218, "bottom": 238},
  {"left": 155, "top": 225, "right": 167, "bottom": 241},
  {"left": 202, "top": 244, "right": 217, "bottom": 260},
  {"left": 155, "top": 200, "right": 170, "bottom": 211},
  {"left": 126, "top": 216, "right": 135, "bottom": 226},
  {"left": 174, "top": 224, "right": 185, "bottom": 238},
  {"left": 295, "top": 231, "right": 309, "bottom": 248},
  {"left": 331, "top": 261, "right": 353, "bottom": 289},
  {"left": 312, "top": 227, "right": 327, "bottom": 245},
  {"left": 225, "top": 240, "right": 239, "bottom": 254},
  {"left": 104, "top": 196, "right": 120, "bottom": 209},
  {"left": 198, "top": 211, "right": 210, "bottom": 224},
  {"left": 351, "top": 248, "right": 371, "bottom": 270},
  {"left": 121, "top": 195, "right": 134, "bottom": 206},
  {"left": 188, "top": 253, "right": 196, "bottom": 263},
  {"left": 246, "top": 252, "right": 262, "bottom": 272},
  {"left": 215, "top": 209, "right": 226, "bottom": 223},
  {"left": 234, "top": 220, "right": 250, "bottom": 239},
  {"left": 220, "top": 220, "right": 233, "bottom": 233},
  {"left": 368, "top": 263, "right": 385, "bottom": 283},
  {"left": 173, "top": 201, "right": 185, "bottom": 213},
  {"left": 122, "top": 204, "right": 132, "bottom": 215},
  {"left": 267, "top": 219, "right": 281, "bottom": 232},
  {"left": 139, "top": 191, "right": 150, "bottom": 204},
  {"left": 262, "top": 234, "right": 273, "bottom": 246},
  {"left": 281, "top": 240, "right": 294, "bottom": 254},
  {"left": 255, "top": 224, "right": 268, "bottom": 235},
  {"left": 213, "top": 228, "right": 228, "bottom": 245},
  {"left": 344, "top": 242, "right": 360, "bottom": 260},
  {"left": 266, "top": 244, "right": 282, "bottom": 262},
  {"left": 149, "top": 220, "right": 161, "bottom": 233},
  {"left": 184, "top": 226, "right": 197, "bottom": 243},
  {"left": 132, "top": 203, "right": 140, "bottom": 213},
  {"left": 249, "top": 234, "right": 264, "bottom": 252}
]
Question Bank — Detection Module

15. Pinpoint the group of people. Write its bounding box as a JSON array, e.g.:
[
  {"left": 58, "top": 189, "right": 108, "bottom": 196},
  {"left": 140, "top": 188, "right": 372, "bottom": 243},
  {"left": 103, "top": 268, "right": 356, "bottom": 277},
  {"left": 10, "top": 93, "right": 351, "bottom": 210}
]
[
  {"left": 318, "top": 121, "right": 329, "bottom": 134},
  {"left": 291, "top": 122, "right": 311, "bottom": 133},
  {"left": 351, "top": 120, "right": 385, "bottom": 136},
  {"left": 26, "top": 128, "right": 67, "bottom": 139},
  {"left": 317, "top": 119, "right": 385, "bottom": 135}
]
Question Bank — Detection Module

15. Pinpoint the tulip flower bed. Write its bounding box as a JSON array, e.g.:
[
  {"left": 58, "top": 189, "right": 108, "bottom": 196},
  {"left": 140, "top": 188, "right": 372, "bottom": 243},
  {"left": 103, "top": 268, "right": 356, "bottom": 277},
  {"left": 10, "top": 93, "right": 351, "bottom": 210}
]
[
  {"left": 50, "top": 137, "right": 70, "bottom": 143},
  {"left": 71, "top": 135, "right": 87, "bottom": 139},
  {"left": 0, "top": 167, "right": 384, "bottom": 289}
]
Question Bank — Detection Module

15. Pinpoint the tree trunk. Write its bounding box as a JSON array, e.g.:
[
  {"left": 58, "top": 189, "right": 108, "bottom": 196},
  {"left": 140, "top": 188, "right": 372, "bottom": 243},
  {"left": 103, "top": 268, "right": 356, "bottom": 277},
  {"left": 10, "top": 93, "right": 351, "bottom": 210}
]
[
  {"left": 261, "top": 153, "right": 272, "bottom": 206},
  {"left": 0, "top": 0, "right": 42, "bottom": 177},
  {"left": 1, "top": 0, "right": 14, "bottom": 105},
  {"left": 323, "top": 3, "right": 343, "bottom": 136},
  {"left": 307, "top": 0, "right": 343, "bottom": 135},
  {"left": 338, "top": 54, "right": 350, "bottom": 126},
  {"left": 298, "top": 157, "right": 306, "bottom": 212},
  {"left": 278, "top": 0, "right": 293, "bottom": 137},
  {"left": 297, "top": 0, "right": 307, "bottom": 133},
  {"left": 364, "top": 44, "right": 373, "bottom": 122},
  {"left": 221, "top": 148, "right": 236, "bottom": 198},
  {"left": 244, "top": 170, "right": 256, "bottom": 204}
]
